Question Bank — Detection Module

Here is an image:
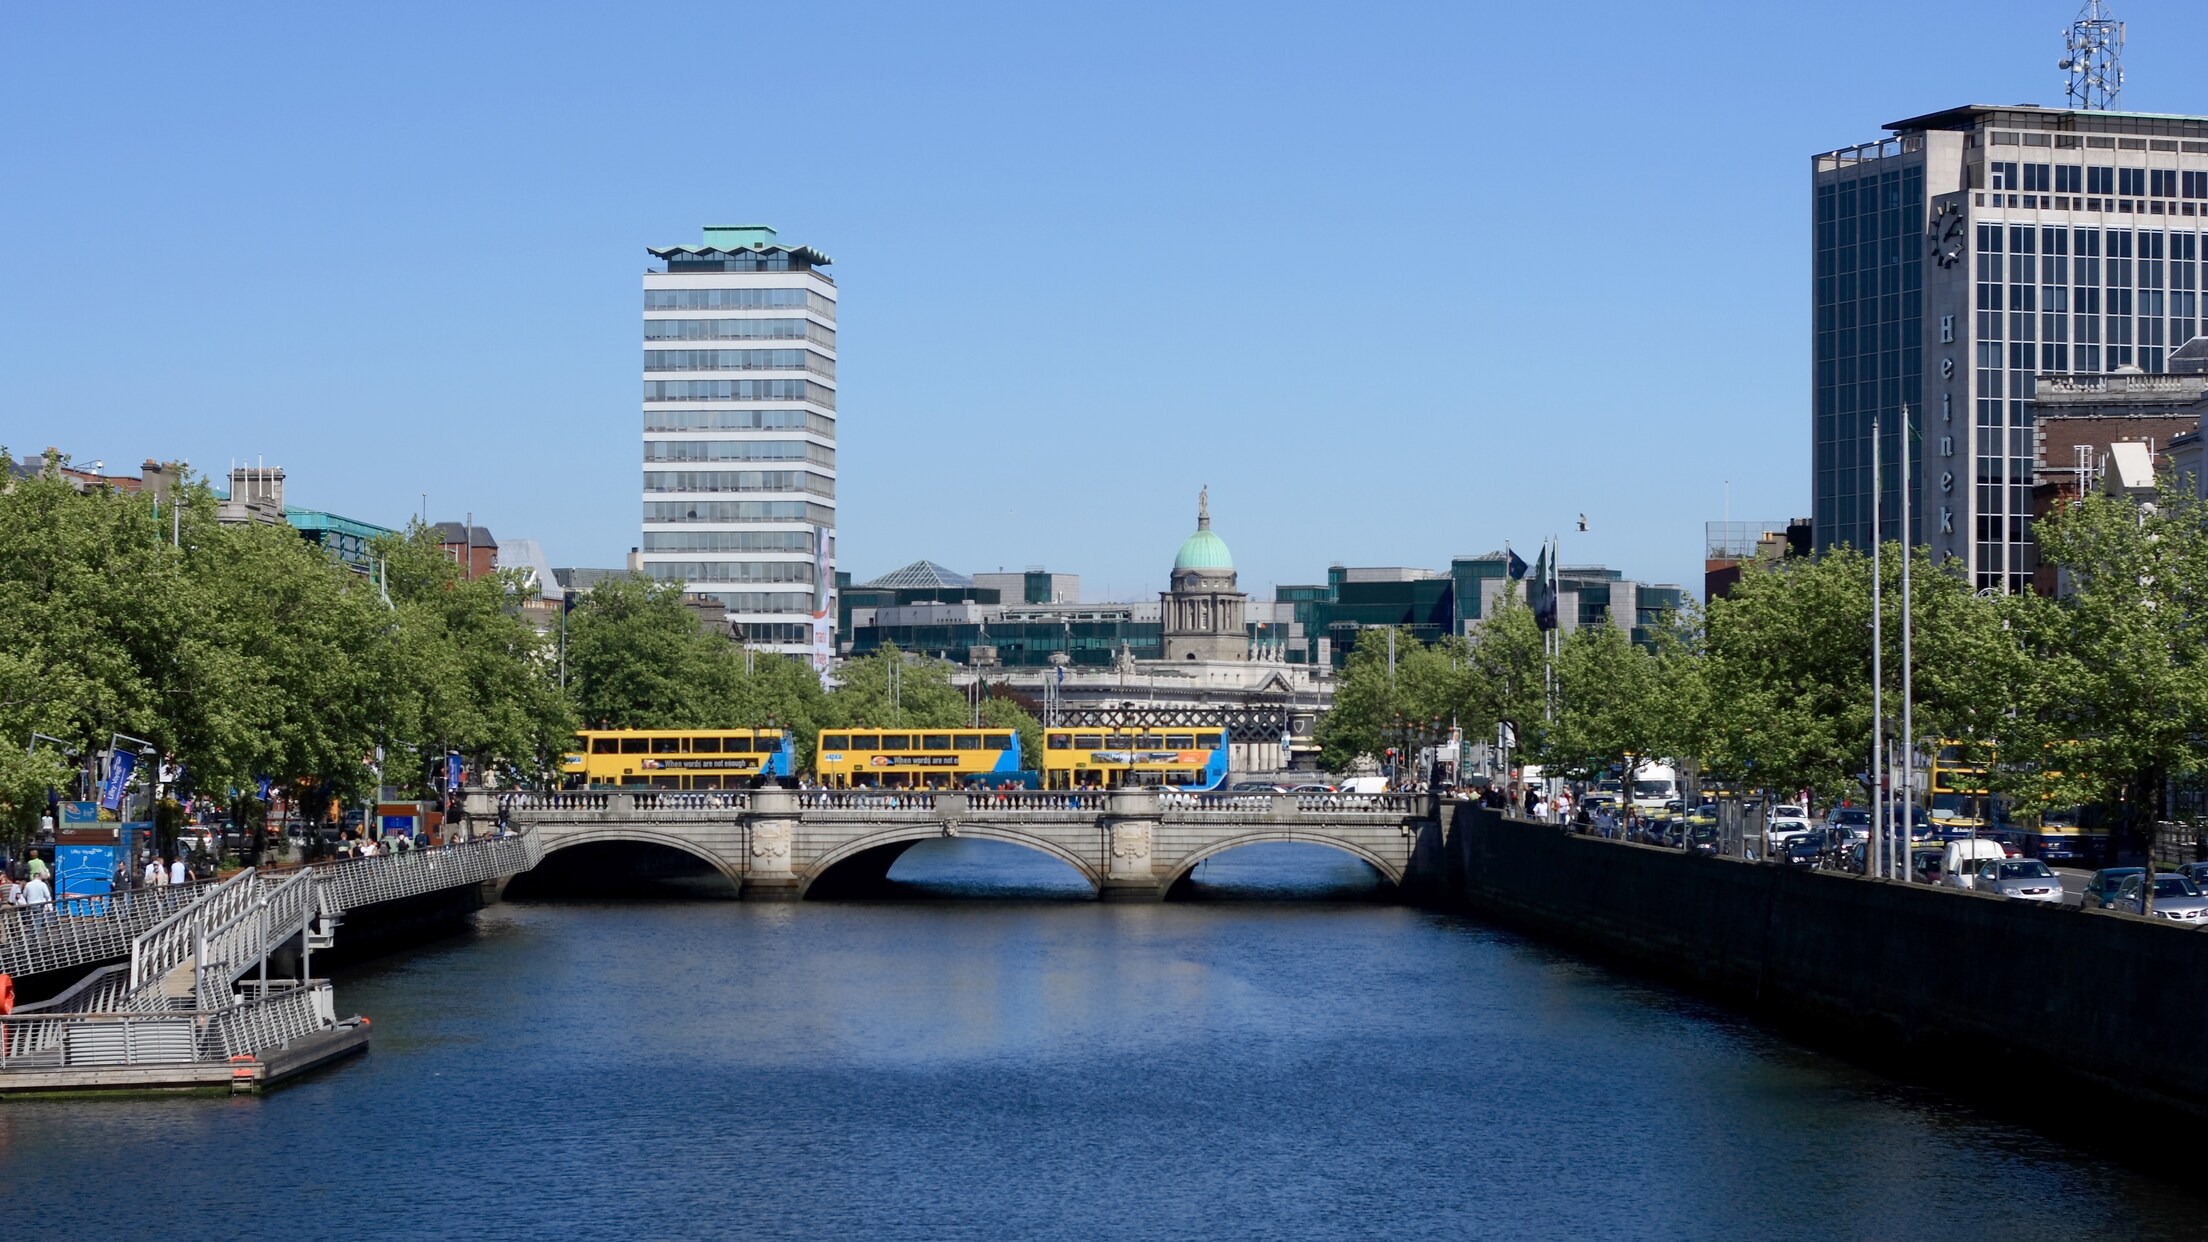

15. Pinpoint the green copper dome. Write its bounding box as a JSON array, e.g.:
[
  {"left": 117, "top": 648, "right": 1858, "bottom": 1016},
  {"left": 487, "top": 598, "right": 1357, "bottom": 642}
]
[
  {"left": 1173, "top": 486, "right": 1233, "bottom": 571},
  {"left": 1174, "top": 527, "right": 1234, "bottom": 571}
]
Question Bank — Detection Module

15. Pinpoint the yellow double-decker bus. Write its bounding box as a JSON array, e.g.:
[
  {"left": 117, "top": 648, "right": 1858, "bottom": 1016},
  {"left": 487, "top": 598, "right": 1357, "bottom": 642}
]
[
  {"left": 1041, "top": 728, "right": 1228, "bottom": 790},
  {"left": 561, "top": 728, "right": 794, "bottom": 789},
  {"left": 813, "top": 728, "right": 1023, "bottom": 788},
  {"left": 1928, "top": 740, "right": 1993, "bottom": 835}
]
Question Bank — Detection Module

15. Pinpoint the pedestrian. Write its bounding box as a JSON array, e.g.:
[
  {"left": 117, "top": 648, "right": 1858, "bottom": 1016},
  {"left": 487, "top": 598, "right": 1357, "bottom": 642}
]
[
  {"left": 169, "top": 855, "right": 186, "bottom": 886},
  {"left": 21, "top": 871, "right": 51, "bottom": 908},
  {"left": 146, "top": 855, "right": 166, "bottom": 888},
  {"left": 26, "top": 852, "right": 48, "bottom": 884}
]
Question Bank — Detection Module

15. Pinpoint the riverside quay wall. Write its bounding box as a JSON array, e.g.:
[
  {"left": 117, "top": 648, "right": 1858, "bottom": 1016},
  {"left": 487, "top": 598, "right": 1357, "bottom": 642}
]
[{"left": 1428, "top": 806, "right": 2208, "bottom": 1133}]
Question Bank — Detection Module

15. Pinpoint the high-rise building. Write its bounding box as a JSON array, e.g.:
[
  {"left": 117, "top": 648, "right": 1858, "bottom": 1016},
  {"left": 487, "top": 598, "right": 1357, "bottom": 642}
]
[
  {"left": 1812, "top": 105, "right": 2208, "bottom": 591},
  {"left": 641, "top": 225, "right": 838, "bottom": 665}
]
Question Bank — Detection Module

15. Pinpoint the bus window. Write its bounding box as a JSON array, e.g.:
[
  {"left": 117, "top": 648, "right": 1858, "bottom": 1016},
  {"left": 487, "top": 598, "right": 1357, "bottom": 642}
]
[
  {"left": 849, "top": 734, "right": 879, "bottom": 750},
  {"left": 953, "top": 734, "right": 981, "bottom": 750},
  {"left": 880, "top": 734, "right": 911, "bottom": 751},
  {"left": 1106, "top": 734, "right": 1134, "bottom": 748},
  {"left": 652, "top": 736, "right": 682, "bottom": 754},
  {"left": 984, "top": 733, "right": 1011, "bottom": 750},
  {"left": 621, "top": 774, "right": 648, "bottom": 786},
  {"left": 591, "top": 737, "right": 618, "bottom": 754},
  {"left": 1166, "top": 734, "right": 1195, "bottom": 749},
  {"left": 924, "top": 734, "right": 954, "bottom": 751},
  {"left": 821, "top": 734, "right": 849, "bottom": 751},
  {"left": 1140, "top": 734, "right": 1164, "bottom": 748},
  {"left": 621, "top": 738, "right": 649, "bottom": 754},
  {"left": 1075, "top": 734, "right": 1104, "bottom": 750},
  {"left": 686, "top": 736, "right": 716, "bottom": 754},
  {"left": 1047, "top": 734, "right": 1072, "bottom": 750}
]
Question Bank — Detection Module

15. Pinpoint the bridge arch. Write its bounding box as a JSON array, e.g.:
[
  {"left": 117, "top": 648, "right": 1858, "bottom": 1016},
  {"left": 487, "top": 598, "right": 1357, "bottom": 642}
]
[
  {"left": 801, "top": 825, "right": 1103, "bottom": 898},
  {"left": 518, "top": 826, "right": 744, "bottom": 894},
  {"left": 1159, "top": 830, "right": 1405, "bottom": 897}
]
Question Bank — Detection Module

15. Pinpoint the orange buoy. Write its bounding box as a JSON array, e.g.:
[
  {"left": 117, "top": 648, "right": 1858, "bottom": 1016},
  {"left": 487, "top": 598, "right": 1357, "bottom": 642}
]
[{"left": 0, "top": 972, "right": 14, "bottom": 1016}]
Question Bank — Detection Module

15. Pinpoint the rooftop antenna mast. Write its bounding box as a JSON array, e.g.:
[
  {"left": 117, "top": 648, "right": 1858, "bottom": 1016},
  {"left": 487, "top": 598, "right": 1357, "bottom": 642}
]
[{"left": 2059, "top": 1, "right": 2124, "bottom": 111}]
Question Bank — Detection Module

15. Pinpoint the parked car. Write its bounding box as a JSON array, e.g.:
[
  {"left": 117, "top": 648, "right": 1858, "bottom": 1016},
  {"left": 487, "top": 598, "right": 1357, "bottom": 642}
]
[
  {"left": 1972, "top": 857, "right": 2064, "bottom": 903},
  {"left": 2081, "top": 867, "right": 2146, "bottom": 910},
  {"left": 1768, "top": 813, "right": 1815, "bottom": 854},
  {"left": 2110, "top": 873, "right": 2208, "bottom": 925},
  {"left": 1285, "top": 783, "right": 1336, "bottom": 795},
  {"left": 2177, "top": 861, "right": 2208, "bottom": 891},
  {"left": 1774, "top": 803, "right": 1809, "bottom": 821},
  {"left": 1942, "top": 838, "right": 2011, "bottom": 890}
]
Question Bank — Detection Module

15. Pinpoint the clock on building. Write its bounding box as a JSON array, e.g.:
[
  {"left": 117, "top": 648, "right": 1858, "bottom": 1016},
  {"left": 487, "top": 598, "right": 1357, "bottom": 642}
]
[{"left": 1928, "top": 203, "right": 1966, "bottom": 269}]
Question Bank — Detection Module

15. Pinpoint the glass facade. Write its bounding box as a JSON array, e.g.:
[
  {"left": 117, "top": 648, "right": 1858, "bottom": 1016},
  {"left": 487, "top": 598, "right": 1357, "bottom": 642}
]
[{"left": 1813, "top": 109, "right": 2208, "bottom": 593}]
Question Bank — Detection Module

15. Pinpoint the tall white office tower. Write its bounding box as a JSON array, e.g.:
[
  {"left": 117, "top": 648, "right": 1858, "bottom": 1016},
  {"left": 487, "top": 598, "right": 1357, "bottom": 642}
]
[{"left": 641, "top": 226, "right": 837, "bottom": 668}]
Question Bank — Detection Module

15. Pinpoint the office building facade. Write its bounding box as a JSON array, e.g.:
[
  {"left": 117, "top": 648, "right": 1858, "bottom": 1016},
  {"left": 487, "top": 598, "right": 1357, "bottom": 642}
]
[
  {"left": 1813, "top": 105, "right": 2208, "bottom": 591},
  {"left": 641, "top": 225, "right": 837, "bottom": 662}
]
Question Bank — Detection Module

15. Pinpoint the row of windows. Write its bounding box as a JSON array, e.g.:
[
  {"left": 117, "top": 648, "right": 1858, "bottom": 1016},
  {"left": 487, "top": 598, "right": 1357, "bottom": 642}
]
[
  {"left": 643, "top": 439, "right": 836, "bottom": 467},
  {"left": 643, "top": 318, "right": 836, "bottom": 347},
  {"left": 643, "top": 380, "right": 834, "bottom": 409},
  {"left": 645, "top": 561, "right": 818, "bottom": 584},
  {"left": 643, "top": 499, "right": 834, "bottom": 525},
  {"left": 641, "top": 469, "right": 836, "bottom": 496},
  {"left": 691, "top": 591, "right": 816, "bottom": 614},
  {"left": 645, "top": 287, "right": 836, "bottom": 316},
  {"left": 643, "top": 408, "right": 836, "bottom": 436},
  {"left": 642, "top": 530, "right": 818, "bottom": 553},
  {"left": 1987, "top": 162, "right": 2208, "bottom": 199},
  {"left": 736, "top": 622, "right": 814, "bottom": 644},
  {"left": 819, "top": 733, "right": 1015, "bottom": 753},
  {"left": 642, "top": 349, "right": 835, "bottom": 378},
  {"left": 587, "top": 733, "right": 783, "bottom": 755}
]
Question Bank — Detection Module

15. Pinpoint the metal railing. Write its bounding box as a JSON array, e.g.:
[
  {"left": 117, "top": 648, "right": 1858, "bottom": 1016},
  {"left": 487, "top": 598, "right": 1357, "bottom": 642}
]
[
  {"left": 192, "top": 869, "right": 316, "bottom": 1007},
  {"left": 130, "top": 869, "right": 263, "bottom": 996},
  {"left": 306, "top": 829, "right": 543, "bottom": 915},
  {"left": 0, "top": 980, "right": 338, "bottom": 1070},
  {"left": 0, "top": 878, "right": 223, "bottom": 979}
]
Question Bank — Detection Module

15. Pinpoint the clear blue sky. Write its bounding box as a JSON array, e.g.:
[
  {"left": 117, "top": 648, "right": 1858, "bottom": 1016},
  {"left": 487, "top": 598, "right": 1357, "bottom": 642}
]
[{"left": 5, "top": 1, "right": 2204, "bottom": 601}]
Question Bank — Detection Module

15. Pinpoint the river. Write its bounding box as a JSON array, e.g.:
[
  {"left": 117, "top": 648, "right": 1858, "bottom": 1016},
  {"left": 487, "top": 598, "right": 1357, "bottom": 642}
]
[{"left": 1, "top": 839, "right": 2199, "bottom": 1239}]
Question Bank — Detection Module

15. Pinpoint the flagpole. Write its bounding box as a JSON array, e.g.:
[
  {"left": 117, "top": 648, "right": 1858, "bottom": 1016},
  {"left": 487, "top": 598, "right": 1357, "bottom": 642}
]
[
  {"left": 1871, "top": 413, "right": 1885, "bottom": 883},
  {"left": 1900, "top": 403, "right": 1914, "bottom": 882}
]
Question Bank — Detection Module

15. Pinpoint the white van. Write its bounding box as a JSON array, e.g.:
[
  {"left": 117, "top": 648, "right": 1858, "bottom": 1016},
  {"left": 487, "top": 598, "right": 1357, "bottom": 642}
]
[
  {"left": 1337, "top": 775, "right": 1389, "bottom": 795},
  {"left": 1942, "top": 838, "right": 2008, "bottom": 889}
]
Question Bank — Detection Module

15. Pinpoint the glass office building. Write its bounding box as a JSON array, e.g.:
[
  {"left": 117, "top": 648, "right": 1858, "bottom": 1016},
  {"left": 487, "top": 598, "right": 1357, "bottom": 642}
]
[
  {"left": 1814, "top": 105, "right": 2208, "bottom": 591},
  {"left": 641, "top": 225, "right": 837, "bottom": 656}
]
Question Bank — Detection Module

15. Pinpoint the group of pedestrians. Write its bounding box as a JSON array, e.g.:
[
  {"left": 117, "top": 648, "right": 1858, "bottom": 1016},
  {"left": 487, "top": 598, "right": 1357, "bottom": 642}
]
[{"left": 2, "top": 852, "right": 54, "bottom": 908}]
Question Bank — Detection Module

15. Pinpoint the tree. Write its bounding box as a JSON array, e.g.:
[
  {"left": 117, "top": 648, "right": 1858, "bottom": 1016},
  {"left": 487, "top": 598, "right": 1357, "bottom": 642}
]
[
  {"left": 1312, "top": 628, "right": 1472, "bottom": 771},
  {"left": 2023, "top": 477, "right": 2208, "bottom": 857}
]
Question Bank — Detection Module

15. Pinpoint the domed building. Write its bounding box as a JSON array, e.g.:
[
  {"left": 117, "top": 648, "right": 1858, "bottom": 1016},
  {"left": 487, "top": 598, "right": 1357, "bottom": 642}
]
[{"left": 1160, "top": 487, "right": 1249, "bottom": 661}]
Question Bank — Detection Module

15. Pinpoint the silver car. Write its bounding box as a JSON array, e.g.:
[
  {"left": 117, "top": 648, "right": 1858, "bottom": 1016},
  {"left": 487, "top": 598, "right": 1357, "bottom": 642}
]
[
  {"left": 1972, "top": 858, "right": 2063, "bottom": 904},
  {"left": 2111, "top": 873, "right": 2208, "bottom": 924}
]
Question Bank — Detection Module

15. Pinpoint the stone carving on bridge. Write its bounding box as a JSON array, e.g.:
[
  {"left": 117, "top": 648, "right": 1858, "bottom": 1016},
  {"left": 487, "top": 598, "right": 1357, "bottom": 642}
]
[
  {"left": 1111, "top": 823, "right": 1151, "bottom": 859},
  {"left": 751, "top": 822, "right": 792, "bottom": 862}
]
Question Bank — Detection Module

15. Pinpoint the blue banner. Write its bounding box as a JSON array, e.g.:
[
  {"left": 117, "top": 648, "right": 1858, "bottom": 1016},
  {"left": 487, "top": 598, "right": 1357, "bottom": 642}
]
[
  {"left": 256, "top": 777, "right": 273, "bottom": 802},
  {"left": 99, "top": 750, "right": 137, "bottom": 811},
  {"left": 61, "top": 801, "right": 100, "bottom": 827},
  {"left": 446, "top": 753, "right": 464, "bottom": 793}
]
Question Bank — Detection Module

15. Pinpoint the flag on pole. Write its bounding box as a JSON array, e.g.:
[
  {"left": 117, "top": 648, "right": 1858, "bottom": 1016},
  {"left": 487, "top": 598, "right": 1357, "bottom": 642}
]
[
  {"left": 1506, "top": 547, "right": 1529, "bottom": 580},
  {"left": 1528, "top": 541, "right": 1558, "bottom": 631}
]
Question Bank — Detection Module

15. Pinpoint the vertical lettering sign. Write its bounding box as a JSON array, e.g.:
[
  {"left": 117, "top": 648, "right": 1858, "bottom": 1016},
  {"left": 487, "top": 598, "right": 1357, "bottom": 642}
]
[{"left": 99, "top": 749, "right": 137, "bottom": 812}]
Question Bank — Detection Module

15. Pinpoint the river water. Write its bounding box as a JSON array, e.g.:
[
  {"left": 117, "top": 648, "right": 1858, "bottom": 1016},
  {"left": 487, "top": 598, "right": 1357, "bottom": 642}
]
[{"left": 1, "top": 840, "right": 2200, "bottom": 1240}]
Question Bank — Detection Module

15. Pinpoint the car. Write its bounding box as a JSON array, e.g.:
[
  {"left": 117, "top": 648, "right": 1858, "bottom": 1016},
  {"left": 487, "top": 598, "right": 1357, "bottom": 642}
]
[
  {"left": 1285, "top": 783, "right": 1336, "bottom": 795},
  {"left": 2081, "top": 867, "right": 2146, "bottom": 910},
  {"left": 1228, "top": 782, "right": 1285, "bottom": 794},
  {"left": 1910, "top": 847, "right": 1945, "bottom": 885},
  {"left": 1972, "top": 857, "right": 2064, "bottom": 903},
  {"left": 1767, "top": 813, "right": 1815, "bottom": 853},
  {"left": 1827, "top": 806, "right": 1870, "bottom": 836},
  {"left": 1774, "top": 803, "right": 1809, "bottom": 821},
  {"left": 2178, "top": 862, "right": 2208, "bottom": 891},
  {"left": 2109, "top": 872, "right": 2208, "bottom": 925},
  {"left": 1783, "top": 835, "right": 1826, "bottom": 866}
]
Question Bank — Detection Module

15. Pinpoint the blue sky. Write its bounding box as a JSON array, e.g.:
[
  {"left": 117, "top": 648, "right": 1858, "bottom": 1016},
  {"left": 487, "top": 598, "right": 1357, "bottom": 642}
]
[{"left": 5, "top": 1, "right": 2205, "bottom": 601}]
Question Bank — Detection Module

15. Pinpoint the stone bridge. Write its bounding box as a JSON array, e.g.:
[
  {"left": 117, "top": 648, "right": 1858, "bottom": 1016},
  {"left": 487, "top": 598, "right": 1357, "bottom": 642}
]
[{"left": 467, "top": 788, "right": 1436, "bottom": 901}]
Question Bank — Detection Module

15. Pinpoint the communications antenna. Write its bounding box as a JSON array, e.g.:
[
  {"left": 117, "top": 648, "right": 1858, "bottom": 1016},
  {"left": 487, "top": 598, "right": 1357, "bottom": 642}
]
[{"left": 2059, "top": 1, "right": 2125, "bottom": 111}]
